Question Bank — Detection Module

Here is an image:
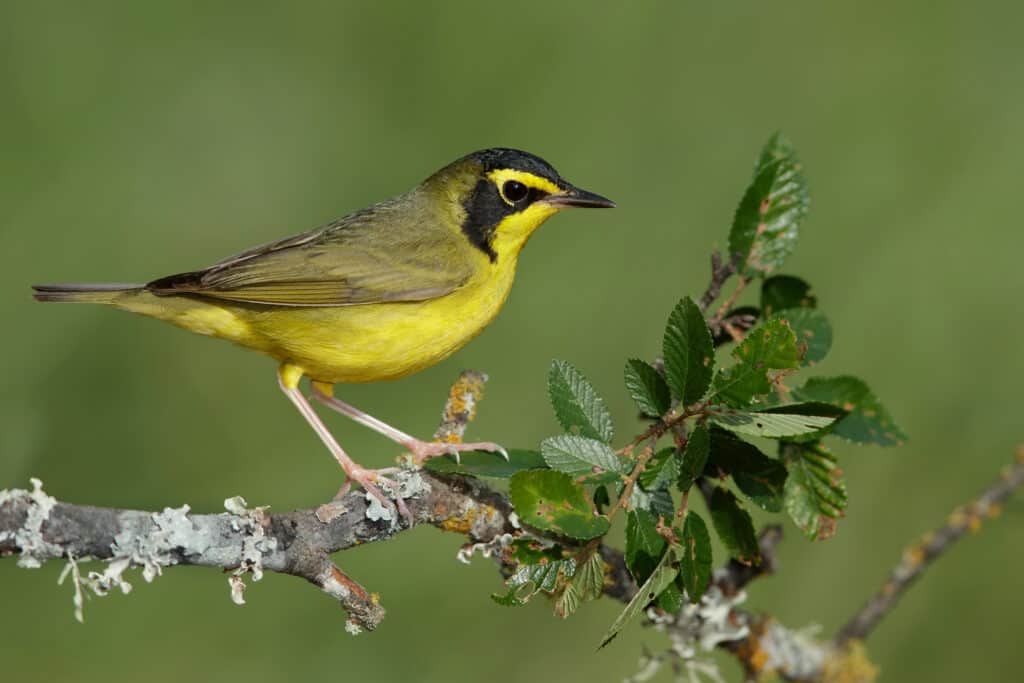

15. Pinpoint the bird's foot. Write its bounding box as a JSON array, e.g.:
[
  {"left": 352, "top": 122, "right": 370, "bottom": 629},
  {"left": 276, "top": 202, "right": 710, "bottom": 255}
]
[
  {"left": 406, "top": 439, "right": 509, "bottom": 466},
  {"left": 317, "top": 465, "right": 412, "bottom": 525}
]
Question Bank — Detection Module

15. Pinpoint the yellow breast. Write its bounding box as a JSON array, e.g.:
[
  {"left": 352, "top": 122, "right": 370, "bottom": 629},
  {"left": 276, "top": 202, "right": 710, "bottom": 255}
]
[{"left": 233, "top": 255, "right": 519, "bottom": 383}]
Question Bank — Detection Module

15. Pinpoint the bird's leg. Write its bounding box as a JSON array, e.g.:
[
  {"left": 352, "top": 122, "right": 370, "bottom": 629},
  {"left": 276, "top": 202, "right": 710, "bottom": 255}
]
[
  {"left": 277, "top": 366, "right": 411, "bottom": 522},
  {"left": 310, "top": 381, "right": 508, "bottom": 465}
]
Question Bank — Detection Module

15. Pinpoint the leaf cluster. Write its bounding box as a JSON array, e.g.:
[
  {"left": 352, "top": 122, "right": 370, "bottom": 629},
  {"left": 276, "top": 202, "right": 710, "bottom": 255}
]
[{"left": 427, "top": 133, "right": 906, "bottom": 646}]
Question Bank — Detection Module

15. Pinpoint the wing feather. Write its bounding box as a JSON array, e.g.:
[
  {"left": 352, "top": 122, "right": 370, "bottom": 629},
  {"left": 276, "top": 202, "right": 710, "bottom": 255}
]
[{"left": 147, "top": 195, "right": 474, "bottom": 307}]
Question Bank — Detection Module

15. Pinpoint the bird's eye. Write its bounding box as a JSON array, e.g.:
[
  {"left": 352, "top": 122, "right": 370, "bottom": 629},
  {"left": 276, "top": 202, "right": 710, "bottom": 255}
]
[{"left": 502, "top": 180, "right": 528, "bottom": 203}]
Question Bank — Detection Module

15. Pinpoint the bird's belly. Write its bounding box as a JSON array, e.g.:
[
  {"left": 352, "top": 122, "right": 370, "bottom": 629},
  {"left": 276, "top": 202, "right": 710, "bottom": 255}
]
[{"left": 243, "top": 273, "right": 513, "bottom": 383}]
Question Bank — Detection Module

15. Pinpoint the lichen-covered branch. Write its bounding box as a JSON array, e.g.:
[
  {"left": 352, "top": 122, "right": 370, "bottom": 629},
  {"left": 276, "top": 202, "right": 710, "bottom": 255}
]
[
  {"left": 834, "top": 447, "right": 1024, "bottom": 645},
  {"left": 0, "top": 370, "right": 514, "bottom": 633},
  {"left": 0, "top": 468, "right": 514, "bottom": 631}
]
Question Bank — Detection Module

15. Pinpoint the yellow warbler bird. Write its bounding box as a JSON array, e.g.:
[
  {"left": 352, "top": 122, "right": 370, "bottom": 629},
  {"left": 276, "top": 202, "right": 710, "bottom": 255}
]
[{"left": 33, "top": 148, "right": 615, "bottom": 515}]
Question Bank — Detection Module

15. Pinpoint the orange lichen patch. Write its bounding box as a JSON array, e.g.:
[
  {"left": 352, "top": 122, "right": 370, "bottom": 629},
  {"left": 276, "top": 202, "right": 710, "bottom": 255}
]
[
  {"left": 822, "top": 640, "right": 879, "bottom": 683},
  {"left": 1016, "top": 444, "right": 1024, "bottom": 464},
  {"left": 946, "top": 506, "right": 969, "bottom": 529},
  {"left": 437, "top": 504, "right": 497, "bottom": 535},
  {"left": 901, "top": 543, "right": 927, "bottom": 569},
  {"left": 433, "top": 370, "right": 488, "bottom": 444},
  {"left": 734, "top": 619, "right": 771, "bottom": 676}
]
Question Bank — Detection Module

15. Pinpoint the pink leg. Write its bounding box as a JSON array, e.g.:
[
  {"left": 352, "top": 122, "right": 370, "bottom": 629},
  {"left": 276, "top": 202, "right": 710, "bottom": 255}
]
[
  {"left": 277, "top": 374, "right": 410, "bottom": 521},
  {"left": 309, "top": 382, "right": 508, "bottom": 465}
]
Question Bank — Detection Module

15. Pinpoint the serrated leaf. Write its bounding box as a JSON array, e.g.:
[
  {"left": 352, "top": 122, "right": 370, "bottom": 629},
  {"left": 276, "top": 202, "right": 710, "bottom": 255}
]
[
  {"left": 729, "top": 132, "right": 810, "bottom": 277},
  {"left": 626, "top": 509, "right": 667, "bottom": 584},
  {"left": 577, "top": 551, "right": 606, "bottom": 601},
  {"left": 639, "top": 447, "right": 680, "bottom": 490},
  {"left": 624, "top": 359, "right": 672, "bottom": 417},
  {"left": 626, "top": 509, "right": 667, "bottom": 569},
  {"left": 541, "top": 435, "right": 625, "bottom": 478},
  {"left": 708, "top": 407, "right": 836, "bottom": 438},
  {"left": 599, "top": 546, "right": 680, "bottom": 649},
  {"left": 506, "top": 555, "right": 576, "bottom": 595},
  {"left": 678, "top": 423, "right": 711, "bottom": 491},
  {"left": 509, "top": 470, "right": 611, "bottom": 540},
  {"left": 663, "top": 296, "right": 715, "bottom": 405},
  {"left": 773, "top": 308, "right": 832, "bottom": 366},
  {"left": 711, "top": 318, "right": 801, "bottom": 406},
  {"left": 548, "top": 359, "right": 614, "bottom": 442},
  {"left": 555, "top": 580, "right": 581, "bottom": 618},
  {"left": 761, "top": 275, "right": 816, "bottom": 316},
  {"left": 678, "top": 511, "right": 713, "bottom": 602},
  {"left": 656, "top": 582, "right": 684, "bottom": 613},
  {"left": 781, "top": 441, "right": 847, "bottom": 540},
  {"left": 792, "top": 376, "right": 907, "bottom": 446},
  {"left": 708, "top": 430, "right": 787, "bottom": 512},
  {"left": 425, "top": 449, "right": 546, "bottom": 478},
  {"left": 709, "top": 487, "right": 760, "bottom": 564},
  {"left": 491, "top": 587, "right": 528, "bottom": 607},
  {"left": 648, "top": 487, "right": 676, "bottom": 520}
]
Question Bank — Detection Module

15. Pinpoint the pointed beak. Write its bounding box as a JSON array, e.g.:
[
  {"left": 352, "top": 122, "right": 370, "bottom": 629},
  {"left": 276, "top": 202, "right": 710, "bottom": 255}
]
[{"left": 541, "top": 184, "right": 616, "bottom": 209}]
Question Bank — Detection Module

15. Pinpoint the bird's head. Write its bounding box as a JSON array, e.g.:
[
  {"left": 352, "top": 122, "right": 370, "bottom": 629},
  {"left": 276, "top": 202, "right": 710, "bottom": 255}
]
[{"left": 426, "top": 148, "right": 615, "bottom": 262}]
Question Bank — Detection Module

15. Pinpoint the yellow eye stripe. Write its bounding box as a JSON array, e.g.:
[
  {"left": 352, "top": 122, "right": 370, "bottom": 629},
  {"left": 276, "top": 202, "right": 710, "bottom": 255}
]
[{"left": 487, "top": 169, "right": 563, "bottom": 205}]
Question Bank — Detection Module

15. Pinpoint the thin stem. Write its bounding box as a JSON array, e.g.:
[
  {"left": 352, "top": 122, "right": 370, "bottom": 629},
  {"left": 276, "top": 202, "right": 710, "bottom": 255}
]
[{"left": 835, "top": 449, "right": 1024, "bottom": 644}]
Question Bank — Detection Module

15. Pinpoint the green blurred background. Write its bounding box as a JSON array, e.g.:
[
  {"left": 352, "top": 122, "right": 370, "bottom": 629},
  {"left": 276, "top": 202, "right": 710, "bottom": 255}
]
[{"left": 2, "top": 2, "right": 1022, "bottom": 681}]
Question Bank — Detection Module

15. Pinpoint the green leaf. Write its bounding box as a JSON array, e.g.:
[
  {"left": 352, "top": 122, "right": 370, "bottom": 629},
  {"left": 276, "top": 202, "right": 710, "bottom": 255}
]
[
  {"left": 728, "top": 132, "right": 810, "bottom": 277},
  {"left": 663, "top": 296, "right": 715, "bottom": 405},
  {"left": 626, "top": 509, "right": 667, "bottom": 576},
  {"left": 425, "top": 449, "right": 546, "bottom": 478},
  {"left": 599, "top": 546, "right": 680, "bottom": 648},
  {"left": 555, "top": 551, "right": 606, "bottom": 618},
  {"left": 792, "top": 376, "right": 907, "bottom": 446},
  {"left": 761, "top": 275, "right": 816, "bottom": 316},
  {"left": 656, "top": 582, "right": 684, "bottom": 613},
  {"left": 757, "top": 401, "right": 847, "bottom": 418},
  {"left": 708, "top": 407, "right": 836, "bottom": 438},
  {"left": 709, "top": 430, "right": 787, "bottom": 512},
  {"left": 709, "top": 487, "right": 760, "bottom": 564},
  {"left": 506, "top": 555, "right": 575, "bottom": 594},
  {"left": 711, "top": 318, "right": 801, "bottom": 406},
  {"left": 648, "top": 487, "right": 676, "bottom": 520},
  {"left": 624, "top": 359, "right": 672, "bottom": 417},
  {"left": 678, "top": 423, "right": 711, "bottom": 491},
  {"left": 639, "top": 447, "right": 680, "bottom": 490},
  {"left": 772, "top": 308, "right": 832, "bottom": 366},
  {"left": 548, "top": 359, "right": 614, "bottom": 442},
  {"left": 541, "top": 435, "right": 625, "bottom": 478},
  {"left": 491, "top": 587, "right": 527, "bottom": 607},
  {"left": 509, "top": 470, "right": 611, "bottom": 540},
  {"left": 677, "top": 511, "right": 713, "bottom": 602},
  {"left": 781, "top": 441, "right": 848, "bottom": 540},
  {"left": 576, "top": 552, "right": 605, "bottom": 601}
]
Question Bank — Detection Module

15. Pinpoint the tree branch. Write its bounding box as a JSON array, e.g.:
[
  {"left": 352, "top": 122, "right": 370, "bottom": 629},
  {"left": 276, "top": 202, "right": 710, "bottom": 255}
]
[
  {"left": 834, "top": 447, "right": 1024, "bottom": 645},
  {"left": 0, "top": 370, "right": 516, "bottom": 632}
]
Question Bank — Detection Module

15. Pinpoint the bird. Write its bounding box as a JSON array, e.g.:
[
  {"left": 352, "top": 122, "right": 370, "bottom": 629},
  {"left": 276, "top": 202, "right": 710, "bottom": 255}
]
[{"left": 33, "top": 147, "right": 615, "bottom": 518}]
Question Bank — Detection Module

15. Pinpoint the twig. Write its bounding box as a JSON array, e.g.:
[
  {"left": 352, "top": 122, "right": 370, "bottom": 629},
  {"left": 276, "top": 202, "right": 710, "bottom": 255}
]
[
  {"left": 835, "top": 448, "right": 1024, "bottom": 645},
  {"left": 698, "top": 251, "right": 741, "bottom": 313}
]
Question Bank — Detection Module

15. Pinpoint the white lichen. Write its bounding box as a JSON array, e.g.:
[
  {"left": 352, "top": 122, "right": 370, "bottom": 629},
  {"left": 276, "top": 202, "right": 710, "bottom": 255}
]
[
  {"left": 111, "top": 504, "right": 197, "bottom": 582},
  {"left": 1, "top": 478, "right": 62, "bottom": 568},
  {"left": 344, "top": 618, "right": 363, "bottom": 636},
  {"left": 228, "top": 574, "right": 247, "bottom": 605},
  {"left": 456, "top": 532, "right": 515, "bottom": 565},
  {"left": 222, "top": 496, "right": 278, "bottom": 602},
  {"left": 758, "top": 621, "right": 827, "bottom": 678},
  {"left": 363, "top": 467, "right": 432, "bottom": 525},
  {"left": 633, "top": 585, "right": 751, "bottom": 682},
  {"left": 57, "top": 553, "right": 86, "bottom": 623}
]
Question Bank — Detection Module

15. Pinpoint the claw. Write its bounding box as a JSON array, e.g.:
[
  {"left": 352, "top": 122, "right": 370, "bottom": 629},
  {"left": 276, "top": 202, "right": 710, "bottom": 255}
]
[{"left": 406, "top": 439, "right": 509, "bottom": 465}]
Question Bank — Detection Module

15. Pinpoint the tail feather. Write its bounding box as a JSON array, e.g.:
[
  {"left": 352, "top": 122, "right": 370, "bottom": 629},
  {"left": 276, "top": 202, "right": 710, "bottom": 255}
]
[{"left": 32, "top": 283, "right": 143, "bottom": 303}]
